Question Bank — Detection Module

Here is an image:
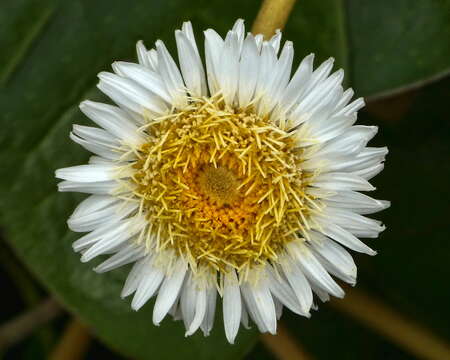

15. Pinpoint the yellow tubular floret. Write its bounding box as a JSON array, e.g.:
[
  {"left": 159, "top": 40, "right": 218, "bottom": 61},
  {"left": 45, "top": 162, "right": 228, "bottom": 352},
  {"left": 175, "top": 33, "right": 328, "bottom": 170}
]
[{"left": 131, "top": 96, "right": 316, "bottom": 273}]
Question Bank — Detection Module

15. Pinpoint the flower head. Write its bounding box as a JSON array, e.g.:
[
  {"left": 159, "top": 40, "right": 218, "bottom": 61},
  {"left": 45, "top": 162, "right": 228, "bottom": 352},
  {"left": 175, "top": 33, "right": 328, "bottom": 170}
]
[{"left": 56, "top": 19, "right": 389, "bottom": 343}]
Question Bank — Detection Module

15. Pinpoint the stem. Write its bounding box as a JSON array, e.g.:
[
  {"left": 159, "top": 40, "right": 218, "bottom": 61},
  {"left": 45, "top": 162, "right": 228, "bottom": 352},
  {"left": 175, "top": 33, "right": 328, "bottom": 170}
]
[
  {"left": 261, "top": 323, "right": 313, "bottom": 360},
  {"left": 252, "top": 0, "right": 298, "bottom": 39},
  {"left": 0, "top": 298, "right": 62, "bottom": 350},
  {"left": 49, "top": 318, "right": 92, "bottom": 360},
  {"left": 0, "top": 240, "right": 56, "bottom": 350},
  {"left": 332, "top": 288, "right": 450, "bottom": 360}
]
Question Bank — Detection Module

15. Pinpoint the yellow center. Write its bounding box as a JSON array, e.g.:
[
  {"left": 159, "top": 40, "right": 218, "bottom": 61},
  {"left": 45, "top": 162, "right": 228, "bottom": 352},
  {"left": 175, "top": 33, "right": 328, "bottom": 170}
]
[
  {"left": 131, "top": 96, "right": 316, "bottom": 273},
  {"left": 197, "top": 165, "right": 239, "bottom": 205}
]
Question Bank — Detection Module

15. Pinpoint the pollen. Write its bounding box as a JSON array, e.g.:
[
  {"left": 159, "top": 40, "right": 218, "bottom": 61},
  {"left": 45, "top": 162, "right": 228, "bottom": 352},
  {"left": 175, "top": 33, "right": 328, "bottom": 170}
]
[
  {"left": 198, "top": 165, "right": 239, "bottom": 205},
  {"left": 130, "top": 96, "right": 317, "bottom": 274}
]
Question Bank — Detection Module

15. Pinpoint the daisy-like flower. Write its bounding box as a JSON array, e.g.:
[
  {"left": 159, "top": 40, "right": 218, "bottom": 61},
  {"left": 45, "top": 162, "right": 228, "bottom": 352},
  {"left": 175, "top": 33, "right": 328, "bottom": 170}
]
[{"left": 55, "top": 19, "right": 389, "bottom": 343}]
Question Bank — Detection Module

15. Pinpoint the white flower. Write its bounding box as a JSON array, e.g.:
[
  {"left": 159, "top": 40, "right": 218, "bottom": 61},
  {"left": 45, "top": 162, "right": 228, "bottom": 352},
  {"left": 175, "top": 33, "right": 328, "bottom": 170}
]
[{"left": 55, "top": 19, "right": 389, "bottom": 343}]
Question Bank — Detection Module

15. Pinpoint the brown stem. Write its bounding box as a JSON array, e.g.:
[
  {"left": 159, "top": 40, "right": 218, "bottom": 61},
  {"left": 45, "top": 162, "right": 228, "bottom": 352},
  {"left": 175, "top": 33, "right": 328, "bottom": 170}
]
[
  {"left": 0, "top": 297, "right": 62, "bottom": 350},
  {"left": 261, "top": 323, "right": 313, "bottom": 360},
  {"left": 49, "top": 318, "right": 92, "bottom": 360},
  {"left": 252, "top": 0, "right": 298, "bottom": 39},
  {"left": 331, "top": 288, "right": 450, "bottom": 360}
]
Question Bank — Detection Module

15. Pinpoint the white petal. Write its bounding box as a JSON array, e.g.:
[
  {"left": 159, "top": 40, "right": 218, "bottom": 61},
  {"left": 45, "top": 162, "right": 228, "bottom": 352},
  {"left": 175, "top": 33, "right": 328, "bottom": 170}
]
[
  {"left": 231, "top": 18, "right": 245, "bottom": 53},
  {"left": 311, "top": 283, "right": 331, "bottom": 303},
  {"left": 317, "top": 220, "right": 377, "bottom": 255},
  {"left": 326, "top": 147, "right": 388, "bottom": 173},
  {"left": 240, "top": 302, "right": 250, "bottom": 329},
  {"left": 268, "top": 30, "right": 282, "bottom": 54},
  {"left": 308, "top": 232, "right": 357, "bottom": 285},
  {"left": 136, "top": 42, "right": 158, "bottom": 71},
  {"left": 281, "top": 53, "right": 314, "bottom": 113},
  {"left": 296, "top": 69, "right": 344, "bottom": 116},
  {"left": 324, "top": 190, "right": 390, "bottom": 215},
  {"left": 185, "top": 287, "right": 207, "bottom": 336},
  {"left": 223, "top": 269, "right": 241, "bottom": 344},
  {"left": 111, "top": 62, "right": 171, "bottom": 103},
  {"left": 274, "top": 297, "right": 283, "bottom": 320},
  {"left": 68, "top": 200, "right": 137, "bottom": 232},
  {"left": 308, "top": 86, "right": 344, "bottom": 122},
  {"left": 156, "top": 40, "right": 188, "bottom": 108},
  {"left": 217, "top": 31, "right": 240, "bottom": 105},
  {"left": 175, "top": 29, "right": 207, "bottom": 97},
  {"left": 323, "top": 207, "right": 385, "bottom": 234},
  {"left": 254, "top": 34, "right": 264, "bottom": 51},
  {"left": 267, "top": 41, "right": 294, "bottom": 110},
  {"left": 180, "top": 273, "right": 197, "bottom": 331},
  {"left": 238, "top": 34, "right": 259, "bottom": 108},
  {"left": 279, "top": 254, "right": 313, "bottom": 316},
  {"left": 98, "top": 72, "right": 167, "bottom": 117},
  {"left": 79, "top": 100, "right": 145, "bottom": 146},
  {"left": 131, "top": 258, "right": 165, "bottom": 310},
  {"left": 181, "top": 22, "right": 200, "bottom": 56},
  {"left": 204, "top": 29, "right": 224, "bottom": 95},
  {"left": 353, "top": 163, "right": 385, "bottom": 180},
  {"left": 72, "top": 124, "right": 119, "bottom": 147},
  {"left": 69, "top": 132, "right": 119, "bottom": 160},
  {"left": 313, "top": 172, "right": 375, "bottom": 191},
  {"left": 168, "top": 296, "right": 182, "bottom": 320},
  {"left": 70, "top": 194, "right": 116, "bottom": 218},
  {"left": 240, "top": 283, "right": 267, "bottom": 332},
  {"left": 88, "top": 156, "right": 117, "bottom": 165},
  {"left": 80, "top": 217, "right": 146, "bottom": 262},
  {"left": 148, "top": 49, "right": 159, "bottom": 70},
  {"left": 288, "top": 243, "right": 345, "bottom": 298},
  {"left": 153, "top": 258, "right": 187, "bottom": 325},
  {"left": 302, "top": 57, "right": 335, "bottom": 97},
  {"left": 266, "top": 264, "right": 307, "bottom": 316},
  {"left": 71, "top": 217, "right": 132, "bottom": 252},
  {"left": 334, "top": 88, "right": 354, "bottom": 112},
  {"left": 255, "top": 43, "right": 277, "bottom": 114},
  {"left": 94, "top": 243, "right": 145, "bottom": 273},
  {"left": 57, "top": 180, "right": 117, "bottom": 194},
  {"left": 346, "top": 227, "right": 383, "bottom": 238},
  {"left": 310, "top": 125, "right": 378, "bottom": 159},
  {"left": 200, "top": 286, "right": 217, "bottom": 336},
  {"left": 286, "top": 57, "right": 336, "bottom": 126},
  {"left": 136, "top": 40, "right": 151, "bottom": 68},
  {"left": 311, "top": 112, "right": 357, "bottom": 144},
  {"left": 337, "top": 97, "right": 365, "bottom": 116},
  {"left": 241, "top": 279, "right": 277, "bottom": 334},
  {"left": 121, "top": 258, "right": 149, "bottom": 297},
  {"left": 55, "top": 164, "right": 118, "bottom": 183}
]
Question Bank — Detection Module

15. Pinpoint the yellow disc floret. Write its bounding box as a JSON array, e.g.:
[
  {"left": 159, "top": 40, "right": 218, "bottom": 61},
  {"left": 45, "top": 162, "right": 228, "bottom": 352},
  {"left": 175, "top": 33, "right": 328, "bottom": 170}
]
[{"left": 130, "top": 96, "right": 316, "bottom": 273}]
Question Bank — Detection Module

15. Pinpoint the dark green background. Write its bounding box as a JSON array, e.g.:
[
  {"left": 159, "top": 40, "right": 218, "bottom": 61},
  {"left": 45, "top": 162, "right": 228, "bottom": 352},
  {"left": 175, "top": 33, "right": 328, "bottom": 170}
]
[{"left": 0, "top": 0, "right": 449, "bottom": 359}]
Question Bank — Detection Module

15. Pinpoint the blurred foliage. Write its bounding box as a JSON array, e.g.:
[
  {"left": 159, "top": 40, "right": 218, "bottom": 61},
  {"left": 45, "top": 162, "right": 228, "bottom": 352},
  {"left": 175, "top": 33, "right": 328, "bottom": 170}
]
[{"left": 0, "top": 0, "right": 449, "bottom": 359}]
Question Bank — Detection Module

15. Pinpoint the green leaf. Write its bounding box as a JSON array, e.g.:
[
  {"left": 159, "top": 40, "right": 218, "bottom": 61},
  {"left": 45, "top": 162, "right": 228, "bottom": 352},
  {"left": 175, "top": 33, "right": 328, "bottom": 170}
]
[
  {"left": 344, "top": 0, "right": 450, "bottom": 98},
  {"left": 284, "top": 0, "right": 450, "bottom": 98},
  {"left": 0, "top": 0, "right": 449, "bottom": 358}
]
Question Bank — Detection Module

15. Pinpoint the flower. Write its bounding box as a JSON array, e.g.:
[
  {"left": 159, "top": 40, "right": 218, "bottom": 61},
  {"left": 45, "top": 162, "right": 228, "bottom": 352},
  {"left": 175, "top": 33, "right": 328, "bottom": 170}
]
[{"left": 55, "top": 19, "right": 389, "bottom": 343}]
